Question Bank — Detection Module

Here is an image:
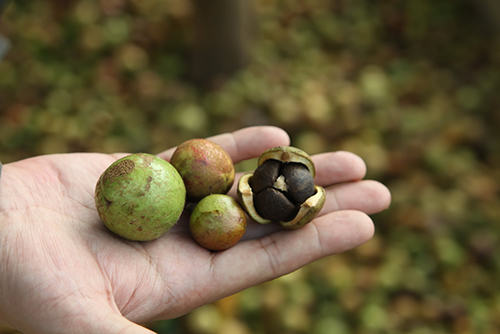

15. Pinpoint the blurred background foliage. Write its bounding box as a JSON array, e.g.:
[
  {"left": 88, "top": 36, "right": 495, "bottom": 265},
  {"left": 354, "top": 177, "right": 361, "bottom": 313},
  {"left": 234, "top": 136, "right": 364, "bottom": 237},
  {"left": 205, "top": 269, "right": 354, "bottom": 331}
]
[{"left": 1, "top": 0, "right": 500, "bottom": 333}]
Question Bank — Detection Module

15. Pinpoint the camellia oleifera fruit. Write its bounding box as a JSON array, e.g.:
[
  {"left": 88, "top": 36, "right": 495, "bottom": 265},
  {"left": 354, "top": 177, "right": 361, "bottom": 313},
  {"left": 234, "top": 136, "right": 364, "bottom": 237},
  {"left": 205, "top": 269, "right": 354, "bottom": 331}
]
[
  {"left": 95, "top": 153, "right": 186, "bottom": 241},
  {"left": 170, "top": 139, "right": 235, "bottom": 201},
  {"left": 189, "top": 194, "right": 247, "bottom": 251},
  {"left": 237, "top": 146, "right": 326, "bottom": 229}
]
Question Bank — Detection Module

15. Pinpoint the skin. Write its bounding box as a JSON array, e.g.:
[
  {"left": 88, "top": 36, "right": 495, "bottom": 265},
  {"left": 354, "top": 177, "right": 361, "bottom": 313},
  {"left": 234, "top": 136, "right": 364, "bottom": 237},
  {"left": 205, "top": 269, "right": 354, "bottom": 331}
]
[{"left": 0, "top": 126, "right": 391, "bottom": 333}]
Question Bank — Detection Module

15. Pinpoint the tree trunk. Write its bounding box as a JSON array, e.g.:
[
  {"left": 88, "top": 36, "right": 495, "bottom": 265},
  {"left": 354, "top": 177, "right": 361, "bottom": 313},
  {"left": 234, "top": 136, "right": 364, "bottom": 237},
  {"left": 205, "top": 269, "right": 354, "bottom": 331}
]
[
  {"left": 470, "top": 0, "right": 500, "bottom": 33},
  {"left": 190, "top": 0, "right": 255, "bottom": 89}
]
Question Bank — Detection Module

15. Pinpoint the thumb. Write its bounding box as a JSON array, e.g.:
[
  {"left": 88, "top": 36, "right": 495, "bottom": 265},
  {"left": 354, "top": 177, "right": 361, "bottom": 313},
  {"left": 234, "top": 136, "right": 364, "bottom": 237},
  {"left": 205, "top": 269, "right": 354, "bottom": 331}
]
[
  {"left": 94, "top": 312, "right": 157, "bottom": 334},
  {"left": 10, "top": 308, "right": 157, "bottom": 334}
]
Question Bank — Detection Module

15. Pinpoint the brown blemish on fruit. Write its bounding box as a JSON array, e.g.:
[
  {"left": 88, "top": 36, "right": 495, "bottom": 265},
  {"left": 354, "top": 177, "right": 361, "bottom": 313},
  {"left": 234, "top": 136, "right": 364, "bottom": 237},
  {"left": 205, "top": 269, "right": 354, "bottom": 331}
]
[
  {"left": 140, "top": 154, "right": 155, "bottom": 167},
  {"left": 104, "top": 160, "right": 135, "bottom": 182},
  {"left": 145, "top": 176, "right": 153, "bottom": 192},
  {"left": 95, "top": 178, "right": 113, "bottom": 208}
]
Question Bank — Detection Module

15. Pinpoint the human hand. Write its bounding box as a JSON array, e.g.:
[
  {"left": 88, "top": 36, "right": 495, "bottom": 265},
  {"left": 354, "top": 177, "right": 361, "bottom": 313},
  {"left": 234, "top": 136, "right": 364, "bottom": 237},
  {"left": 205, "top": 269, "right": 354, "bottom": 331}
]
[{"left": 0, "top": 126, "right": 390, "bottom": 333}]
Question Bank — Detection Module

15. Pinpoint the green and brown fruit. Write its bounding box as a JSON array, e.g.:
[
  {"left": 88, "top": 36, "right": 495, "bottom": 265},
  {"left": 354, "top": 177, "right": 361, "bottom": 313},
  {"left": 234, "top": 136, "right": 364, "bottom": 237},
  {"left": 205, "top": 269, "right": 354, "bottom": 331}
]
[
  {"left": 95, "top": 153, "right": 186, "bottom": 241},
  {"left": 189, "top": 194, "right": 247, "bottom": 251},
  {"left": 238, "top": 146, "right": 325, "bottom": 229},
  {"left": 170, "top": 139, "right": 235, "bottom": 201}
]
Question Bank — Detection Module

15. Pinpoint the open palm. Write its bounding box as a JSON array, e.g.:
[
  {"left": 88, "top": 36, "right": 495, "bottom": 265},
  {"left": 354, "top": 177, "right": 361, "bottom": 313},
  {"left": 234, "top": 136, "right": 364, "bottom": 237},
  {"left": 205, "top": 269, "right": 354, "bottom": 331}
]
[{"left": 0, "top": 126, "right": 390, "bottom": 333}]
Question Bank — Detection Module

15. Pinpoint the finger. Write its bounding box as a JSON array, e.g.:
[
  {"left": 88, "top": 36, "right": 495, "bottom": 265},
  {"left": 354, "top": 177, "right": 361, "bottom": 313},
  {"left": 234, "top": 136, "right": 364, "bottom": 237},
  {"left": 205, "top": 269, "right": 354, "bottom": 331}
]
[
  {"left": 238, "top": 179, "right": 390, "bottom": 240},
  {"left": 229, "top": 150, "right": 368, "bottom": 207},
  {"left": 157, "top": 126, "right": 290, "bottom": 163},
  {"left": 208, "top": 210, "right": 374, "bottom": 298},
  {"left": 312, "top": 151, "right": 367, "bottom": 186},
  {"left": 230, "top": 155, "right": 385, "bottom": 240},
  {"left": 321, "top": 180, "right": 392, "bottom": 216}
]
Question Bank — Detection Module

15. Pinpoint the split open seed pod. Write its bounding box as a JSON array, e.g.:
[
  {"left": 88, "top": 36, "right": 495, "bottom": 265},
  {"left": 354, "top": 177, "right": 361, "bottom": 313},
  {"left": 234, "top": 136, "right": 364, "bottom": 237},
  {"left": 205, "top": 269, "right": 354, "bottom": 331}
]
[{"left": 237, "top": 146, "right": 326, "bottom": 229}]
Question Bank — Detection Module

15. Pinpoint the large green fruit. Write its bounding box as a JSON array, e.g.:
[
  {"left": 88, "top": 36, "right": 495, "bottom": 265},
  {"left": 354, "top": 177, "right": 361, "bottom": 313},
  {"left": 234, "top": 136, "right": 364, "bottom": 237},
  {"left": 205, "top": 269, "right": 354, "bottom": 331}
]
[{"left": 95, "top": 153, "right": 186, "bottom": 241}]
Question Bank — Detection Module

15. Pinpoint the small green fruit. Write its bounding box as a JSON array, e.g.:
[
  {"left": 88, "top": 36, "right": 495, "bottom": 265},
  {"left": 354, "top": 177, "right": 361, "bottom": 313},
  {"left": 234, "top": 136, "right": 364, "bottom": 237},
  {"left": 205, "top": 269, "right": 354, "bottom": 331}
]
[
  {"left": 95, "top": 153, "right": 186, "bottom": 241},
  {"left": 189, "top": 194, "right": 247, "bottom": 251},
  {"left": 170, "top": 139, "right": 235, "bottom": 201}
]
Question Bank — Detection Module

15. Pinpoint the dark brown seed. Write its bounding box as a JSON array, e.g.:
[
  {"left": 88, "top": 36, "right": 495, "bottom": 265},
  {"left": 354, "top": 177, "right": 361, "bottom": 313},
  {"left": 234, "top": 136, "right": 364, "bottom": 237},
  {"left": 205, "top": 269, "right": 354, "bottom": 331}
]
[
  {"left": 281, "top": 163, "right": 316, "bottom": 204},
  {"left": 254, "top": 188, "right": 298, "bottom": 222},
  {"left": 249, "top": 159, "right": 281, "bottom": 194}
]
